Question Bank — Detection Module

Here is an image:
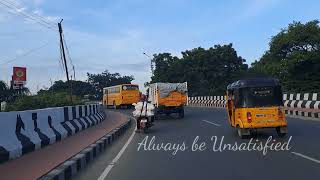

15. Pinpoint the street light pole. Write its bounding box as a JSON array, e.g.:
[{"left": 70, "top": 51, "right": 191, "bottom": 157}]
[{"left": 143, "top": 52, "right": 154, "bottom": 77}]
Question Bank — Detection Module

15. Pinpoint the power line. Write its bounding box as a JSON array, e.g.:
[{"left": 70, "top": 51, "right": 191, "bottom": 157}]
[
  {"left": 1, "top": 0, "right": 56, "bottom": 26},
  {"left": 0, "top": 0, "right": 57, "bottom": 31},
  {"left": 0, "top": 3, "right": 56, "bottom": 31},
  {"left": 59, "top": 40, "right": 68, "bottom": 80},
  {"left": 0, "top": 41, "right": 51, "bottom": 66},
  {"left": 58, "top": 42, "right": 66, "bottom": 76},
  {"left": 0, "top": 29, "right": 50, "bottom": 36},
  {"left": 2, "top": 0, "right": 57, "bottom": 27},
  {"left": 62, "top": 34, "right": 76, "bottom": 80}
]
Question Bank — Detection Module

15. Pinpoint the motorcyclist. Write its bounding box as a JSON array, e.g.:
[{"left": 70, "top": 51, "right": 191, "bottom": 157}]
[
  {"left": 136, "top": 93, "right": 147, "bottom": 131},
  {"left": 135, "top": 89, "right": 154, "bottom": 132}
]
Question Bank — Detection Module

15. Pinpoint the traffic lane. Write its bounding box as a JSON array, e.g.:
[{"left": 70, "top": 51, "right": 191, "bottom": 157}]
[
  {"left": 104, "top": 107, "right": 320, "bottom": 180},
  {"left": 283, "top": 116, "right": 320, "bottom": 159},
  {"left": 193, "top": 107, "right": 320, "bottom": 159},
  {"left": 192, "top": 105, "right": 320, "bottom": 160},
  {"left": 105, "top": 107, "right": 318, "bottom": 180},
  {"left": 116, "top": 106, "right": 320, "bottom": 166},
  {"left": 106, "top": 144, "right": 318, "bottom": 180},
  {"left": 192, "top": 107, "right": 320, "bottom": 166},
  {"left": 74, "top": 116, "right": 136, "bottom": 180}
]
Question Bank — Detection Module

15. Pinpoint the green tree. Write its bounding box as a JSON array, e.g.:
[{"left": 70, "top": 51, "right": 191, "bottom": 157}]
[
  {"left": 251, "top": 20, "right": 320, "bottom": 92},
  {"left": 43, "top": 80, "right": 96, "bottom": 98},
  {"left": 6, "top": 91, "right": 82, "bottom": 111},
  {"left": 0, "top": 81, "right": 9, "bottom": 102},
  {"left": 87, "top": 70, "right": 134, "bottom": 99},
  {"left": 0, "top": 80, "right": 30, "bottom": 102},
  {"left": 150, "top": 44, "right": 247, "bottom": 95}
]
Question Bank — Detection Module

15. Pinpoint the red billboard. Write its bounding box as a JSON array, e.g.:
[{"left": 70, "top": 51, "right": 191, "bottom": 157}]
[{"left": 12, "top": 67, "right": 27, "bottom": 82}]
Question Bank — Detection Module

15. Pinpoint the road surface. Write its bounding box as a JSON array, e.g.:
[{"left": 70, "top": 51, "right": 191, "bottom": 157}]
[{"left": 74, "top": 107, "right": 320, "bottom": 180}]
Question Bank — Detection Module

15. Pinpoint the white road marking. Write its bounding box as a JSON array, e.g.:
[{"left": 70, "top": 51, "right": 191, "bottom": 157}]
[
  {"left": 202, "top": 120, "right": 221, "bottom": 127},
  {"left": 291, "top": 152, "right": 320, "bottom": 164},
  {"left": 97, "top": 120, "right": 137, "bottom": 180}
]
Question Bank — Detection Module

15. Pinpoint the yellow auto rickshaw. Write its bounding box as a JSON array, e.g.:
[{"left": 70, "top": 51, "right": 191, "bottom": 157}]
[{"left": 226, "top": 78, "right": 288, "bottom": 138}]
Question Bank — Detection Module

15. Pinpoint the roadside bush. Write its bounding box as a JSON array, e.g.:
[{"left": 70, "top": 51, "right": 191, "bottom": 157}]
[{"left": 6, "top": 92, "right": 83, "bottom": 111}]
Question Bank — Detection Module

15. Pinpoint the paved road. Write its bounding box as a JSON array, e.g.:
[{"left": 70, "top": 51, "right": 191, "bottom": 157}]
[{"left": 75, "top": 107, "right": 320, "bottom": 180}]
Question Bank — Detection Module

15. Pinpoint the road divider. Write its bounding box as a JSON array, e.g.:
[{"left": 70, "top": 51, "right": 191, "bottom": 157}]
[
  {"left": 283, "top": 93, "right": 320, "bottom": 119},
  {"left": 188, "top": 93, "right": 320, "bottom": 120},
  {"left": 0, "top": 104, "right": 105, "bottom": 163},
  {"left": 188, "top": 96, "right": 226, "bottom": 108}
]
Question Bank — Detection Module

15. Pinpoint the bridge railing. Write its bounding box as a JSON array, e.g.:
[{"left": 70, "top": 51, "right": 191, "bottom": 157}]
[
  {"left": 283, "top": 93, "right": 320, "bottom": 119},
  {"left": 0, "top": 104, "right": 105, "bottom": 163},
  {"left": 188, "top": 96, "right": 227, "bottom": 108},
  {"left": 188, "top": 93, "right": 320, "bottom": 119}
]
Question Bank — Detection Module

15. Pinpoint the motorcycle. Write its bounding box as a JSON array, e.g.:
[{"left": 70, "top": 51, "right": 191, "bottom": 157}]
[{"left": 137, "top": 116, "right": 153, "bottom": 133}]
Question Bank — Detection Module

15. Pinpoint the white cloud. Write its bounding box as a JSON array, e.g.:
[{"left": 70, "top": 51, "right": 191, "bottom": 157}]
[
  {"left": 62, "top": 27, "right": 152, "bottom": 85},
  {"left": 32, "top": 9, "right": 59, "bottom": 23},
  {"left": 0, "top": 14, "right": 152, "bottom": 93},
  {"left": 0, "top": 0, "right": 58, "bottom": 26},
  {"left": 15, "top": 49, "right": 24, "bottom": 55}
]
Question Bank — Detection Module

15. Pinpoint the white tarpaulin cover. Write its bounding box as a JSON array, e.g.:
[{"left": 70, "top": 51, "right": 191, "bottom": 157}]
[{"left": 151, "top": 82, "right": 188, "bottom": 98}]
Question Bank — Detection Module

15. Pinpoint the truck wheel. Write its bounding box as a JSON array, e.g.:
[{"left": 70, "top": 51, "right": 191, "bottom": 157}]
[
  {"left": 276, "top": 127, "right": 287, "bottom": 137},
  {"left": 154, "top": 109, "right": 158, "bottom": 120},
  {"left": 143, "top": 128, "right": 148, "bottom": 134},
  {"left": 178, "top": 109, "right": 184, "bottom": 118},
  {"left": 237, "top": 126, "right": 248, "bottom": 139},
  {"left": 251, "top": 129, "right": 258, "bottom": 137},
  {"left": 151, "top": 116, "right": 155, "bottom": 123}
]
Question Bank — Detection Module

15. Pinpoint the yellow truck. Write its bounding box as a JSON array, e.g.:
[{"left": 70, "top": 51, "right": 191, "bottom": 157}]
[{"left": 148, "top": 82, "right": 188, "bottom": 119}]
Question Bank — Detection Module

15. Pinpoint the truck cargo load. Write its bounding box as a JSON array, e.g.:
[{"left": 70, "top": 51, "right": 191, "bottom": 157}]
[
  {"left": 148, "top": 82, "right": 188, "bottom": 119},
  {"left": 132, "top": 102, "right": 155, "bottom": 117}
]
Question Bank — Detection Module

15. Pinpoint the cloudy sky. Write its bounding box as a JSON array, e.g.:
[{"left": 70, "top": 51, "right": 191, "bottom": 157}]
[{"left": 0, "top": 0, "right": 319, "bottom": 93}]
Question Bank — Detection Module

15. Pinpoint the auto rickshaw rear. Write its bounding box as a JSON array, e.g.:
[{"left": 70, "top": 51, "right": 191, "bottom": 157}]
[{"left": 226, "top": 78, "right": 288, "bottom": 138}]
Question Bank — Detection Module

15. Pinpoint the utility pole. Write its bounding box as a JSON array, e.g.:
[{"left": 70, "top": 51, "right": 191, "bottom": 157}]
[
  {"left": 72, "top": 65, "right": 76, "bottom": 81},
  {"left": 58, "top": 19, "right": 73, "bottom": 104}
]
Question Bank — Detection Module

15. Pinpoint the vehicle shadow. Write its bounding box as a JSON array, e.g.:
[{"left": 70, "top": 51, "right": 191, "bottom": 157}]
[{"left": 232, "top": 129, "right": 292, "bottom": 142}]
